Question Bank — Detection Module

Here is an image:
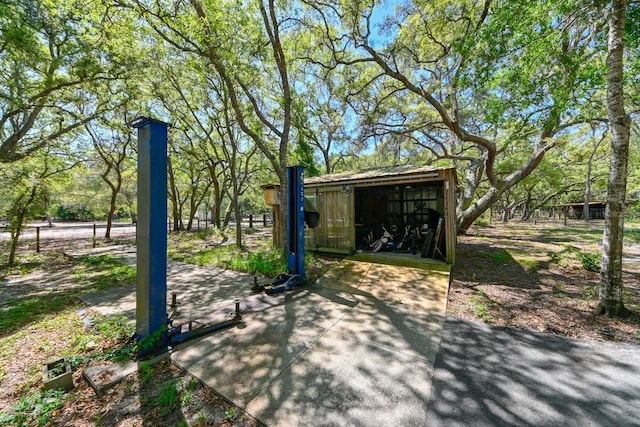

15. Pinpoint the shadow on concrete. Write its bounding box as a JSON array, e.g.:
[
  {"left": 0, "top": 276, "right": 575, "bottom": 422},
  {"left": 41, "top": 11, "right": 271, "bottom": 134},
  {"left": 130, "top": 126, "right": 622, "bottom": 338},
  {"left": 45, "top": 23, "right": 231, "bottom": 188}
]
[
  {"left": 425, "top": 317, "right": 640, "bottom": 427},
  {"left": 171, "top": 259, "right": 450, "bottom": 426}
]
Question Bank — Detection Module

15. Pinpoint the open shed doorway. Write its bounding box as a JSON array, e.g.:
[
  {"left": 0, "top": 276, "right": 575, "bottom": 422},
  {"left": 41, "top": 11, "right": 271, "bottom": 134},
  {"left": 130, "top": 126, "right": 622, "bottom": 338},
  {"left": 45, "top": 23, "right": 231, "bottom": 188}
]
[
  {"left": 303, "top": 166, "right": 457, "bottom": 263},
  {"left": 354, "top": 182, "right": 445, "bottom": 256}
]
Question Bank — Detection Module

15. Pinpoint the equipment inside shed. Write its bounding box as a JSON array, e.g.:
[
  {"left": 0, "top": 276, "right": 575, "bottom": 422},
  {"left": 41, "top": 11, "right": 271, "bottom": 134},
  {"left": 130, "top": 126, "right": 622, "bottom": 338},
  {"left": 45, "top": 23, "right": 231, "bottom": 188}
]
[{"left": 354, "top": 182, "right": 446, "bottom": 258}]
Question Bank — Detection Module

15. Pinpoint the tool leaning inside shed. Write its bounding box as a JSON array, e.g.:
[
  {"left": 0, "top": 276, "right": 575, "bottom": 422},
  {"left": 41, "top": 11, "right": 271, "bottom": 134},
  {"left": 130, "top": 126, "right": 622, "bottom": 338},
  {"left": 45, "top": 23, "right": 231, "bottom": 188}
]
[
  {"left": 129, "top": 117, "right": 242, "bottom": 360},
  {"left": 254, "top": 166, "right": 319, "bottom": 294}
]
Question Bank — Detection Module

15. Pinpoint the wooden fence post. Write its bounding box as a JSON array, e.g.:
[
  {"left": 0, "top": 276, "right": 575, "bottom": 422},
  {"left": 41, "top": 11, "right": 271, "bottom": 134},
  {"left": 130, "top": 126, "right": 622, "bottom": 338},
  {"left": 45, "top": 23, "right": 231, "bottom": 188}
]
[
  {"left": 249, "top": 214, "right": 253, "bottom": 229},
  {"left": 36, "top": 227, "right": 40, "bottom": 253},
  {"left": 93, "top": 223, "right": 96, "bottom": 248}
]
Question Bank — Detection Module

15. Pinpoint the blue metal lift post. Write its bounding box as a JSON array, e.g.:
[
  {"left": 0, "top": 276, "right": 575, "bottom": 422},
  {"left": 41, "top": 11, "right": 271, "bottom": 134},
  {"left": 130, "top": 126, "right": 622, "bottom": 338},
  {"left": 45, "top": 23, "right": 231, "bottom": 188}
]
[
  {"left": 258, "top": 166, "right": 306, "bottom": 294},
  {"left": 288, "top": 165, "right": 305, "bottom": 280},
  {"left": 131, "top": 117, "right": 169, "bottom": 358}
]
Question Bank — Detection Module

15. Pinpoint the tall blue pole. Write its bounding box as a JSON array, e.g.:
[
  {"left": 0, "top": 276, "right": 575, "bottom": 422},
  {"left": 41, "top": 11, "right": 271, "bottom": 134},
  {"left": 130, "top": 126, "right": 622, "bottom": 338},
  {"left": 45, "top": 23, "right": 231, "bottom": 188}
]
[
  {"left": 131, "top": 117, "right": 169, "bottom": 357},
  {"left": 287, "top": 166, "right": 305, "bottom": 279}
]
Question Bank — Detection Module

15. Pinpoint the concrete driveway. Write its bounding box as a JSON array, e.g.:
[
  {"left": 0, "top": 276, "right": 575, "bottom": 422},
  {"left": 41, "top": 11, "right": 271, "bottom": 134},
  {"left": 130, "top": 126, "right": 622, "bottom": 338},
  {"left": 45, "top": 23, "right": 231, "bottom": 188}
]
[
  {"left": 79, "top": 247, "right": 640, "bottom": 426},
  {"left": 171, "top": 259, "right": 451, "bottom": 426},
  {"left": 80, "top": 252, "right": 451, "bottom": 426},
  {"left": 425, "top": 317, "right": 640, "bottom": 427}
]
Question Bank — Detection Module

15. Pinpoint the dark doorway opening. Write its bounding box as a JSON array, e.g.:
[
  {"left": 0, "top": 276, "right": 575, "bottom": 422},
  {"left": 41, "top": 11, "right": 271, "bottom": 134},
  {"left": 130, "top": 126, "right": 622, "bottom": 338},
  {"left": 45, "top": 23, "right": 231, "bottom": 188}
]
[{"left": 354, "top": 183, "right": 445, "bottom": 256}]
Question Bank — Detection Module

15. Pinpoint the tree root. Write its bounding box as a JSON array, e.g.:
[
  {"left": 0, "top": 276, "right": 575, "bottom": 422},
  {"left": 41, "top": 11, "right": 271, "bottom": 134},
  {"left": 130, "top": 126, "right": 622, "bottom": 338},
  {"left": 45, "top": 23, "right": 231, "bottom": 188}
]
[{"left": 594, "top": 301, "right": 632, "bottom": 318}]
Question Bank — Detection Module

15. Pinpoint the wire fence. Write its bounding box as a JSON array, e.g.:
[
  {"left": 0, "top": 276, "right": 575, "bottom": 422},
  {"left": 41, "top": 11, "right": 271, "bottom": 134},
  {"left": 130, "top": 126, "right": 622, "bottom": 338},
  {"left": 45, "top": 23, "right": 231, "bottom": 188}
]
[{"left": 1, "top": 214, "right": 273, "bottom": 254}]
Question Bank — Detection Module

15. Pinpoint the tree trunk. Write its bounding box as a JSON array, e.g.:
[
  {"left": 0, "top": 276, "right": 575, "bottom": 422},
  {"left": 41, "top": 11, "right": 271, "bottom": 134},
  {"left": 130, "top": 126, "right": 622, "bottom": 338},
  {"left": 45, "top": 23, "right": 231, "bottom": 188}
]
[
  {"left": 456, "top": 140, "right": 551, "bottom": 234},
  {"left": 8, "top": 211, "right": 24, "bottom": 266},
  {"left": 501, "top": 208, "right": 510, "bottom": 223},
  {"left": 8, "top": 186, "right": 37, "bottom": 265},
  {"left": 206, "top": 162, "right": 223, "bottom": 230},
  {"left": 583, "top": 171, "right": 592, "bottom": 222},
  {"left": 596, "top": 0, "right": 631, "bottom": 317},
  {"left": 167, "top": 157, "right": 182, "bottom": 231},
  {"left": 457, "top": 186, "right": 500, "bottom": 234},
  {"left": 105, "top": 179, "right": 121, "bottom": 241},
  {"left": 232, "top": 197, "right": 242, "bottom": 249},
  {"left": 105, "top": 194, "right": 115, "bottom": 240}
]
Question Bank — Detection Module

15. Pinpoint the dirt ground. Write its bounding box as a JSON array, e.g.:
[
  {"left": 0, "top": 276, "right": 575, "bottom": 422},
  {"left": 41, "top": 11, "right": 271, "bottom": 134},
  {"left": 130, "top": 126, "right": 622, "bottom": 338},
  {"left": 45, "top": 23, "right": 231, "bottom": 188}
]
[
  {"left": 1, "top": 219, "right": 639, "bottom": 426},
  {"left": 448, "top": 220, "right": 640, "bottom": 344}
]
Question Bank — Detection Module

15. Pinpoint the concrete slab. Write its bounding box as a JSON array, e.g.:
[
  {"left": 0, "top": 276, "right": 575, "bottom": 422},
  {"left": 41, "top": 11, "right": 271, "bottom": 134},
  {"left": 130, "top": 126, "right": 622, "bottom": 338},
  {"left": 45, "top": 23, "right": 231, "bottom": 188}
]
[
  {"left": 331, "top": 299, "right": 445, "bottom": 363},
  {"left": 171, "top": 259, "right": 450, "bottom": 426},
  {"left": 81, "top": 252, "right": 451, "bottom": 426},
  {"left": 83, "top": 360, "right": 138, "bottom": 395},
  {"left": 170, "top": 289, "right": 355, "bottom": 407},
  {"left": 245, "top": 329, "right": 434, "bottom": 427},
  {"left": 80, "top": 258, "right": 259, "bottom": 324}
]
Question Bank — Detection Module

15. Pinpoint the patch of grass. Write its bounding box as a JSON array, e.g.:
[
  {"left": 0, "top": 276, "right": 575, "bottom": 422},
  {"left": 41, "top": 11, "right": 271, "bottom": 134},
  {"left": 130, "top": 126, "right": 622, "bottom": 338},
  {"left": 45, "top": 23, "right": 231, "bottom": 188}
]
[
  {"left": 193, "top": 228, "right": 226, "bottom": 240},
  {"left": 74, "top": 255, "right": 136, "bottom": 290},
  {"left": 475, "top": 303, "right": 491, "bottom": 321},
  {"left": 70, "top": 315, "right": 134, "bottom": 358},
  {"left": 180, "top": 388, "right": 192, "bottom": 406},
  {"left": 194, "top": 412, "right": 208, "bottom": 425},
  {"left": 227, "top": 249, "right": 287, "bottom": 276},
  {"left": 77, "top": 254, "right": 117, "bottom": 265},
  {"left": 0, "top": 253, "right": 49, "bottom": 279},
  {"left": 0, "top": 310, "right": 76, "bottom": 371},
  {"left": 168, "top": 241, "right": 224, "bottom": 265},
  {"left": 95, "top": 315, "right": 133, "bottom": 341},
  {"left": 157, "top": 381, "right": 179, "bottom": 415},
  {"left": 547, "top": 245, "right": 591, "bottom": 269},
  {"left": 102, "top": 345, "right": 136, "bottom": 363},
  {"left": 474, "top": 217, "right": 490, "bottom": 227},
  {"left": 2, "top": 254, "right": 137, "bottom": 335},
  {"left": 139, "top": 362, "right": 155, "bottom": 382},
  {"left": 625, "top": 227, "right": 640, "bottom": 244},
  {"left": 0, "top": 294, "right": 79, "bottom": 335},
  {"left": 93, "top": 264, "right": 136, "bottom": 290},
  {"left": 469, "top": 290, "right": 495, "bottom": 322},
  {"left": 478, "top": 250, "right": 510, "bottom": 263},
  {"left": 583, "top": 285, "right": 597, "bottom": 300},
  {"left": 0, "top": 389, "right": 67, "bottom": 427},
  {"left": 553, "top": 284, "right": 569, "bottom": 297},
  {"left": 577, "top": 251, "right": 600, "bottom": 272},
  {"left": 225, "top": 408, "right": 236, "bottom": 422},
  {"left": 135, "top": 326, "right": 167, "bottom": 358},
  {"left": 547, "top": 250, "right": 561, "bottom": 264},
  {"left": 540, "top": 226, "right": 604, "bottom": 242},
  {"left": 187, "top": 376, "right": 199, "bottom": 389},
  {"left": 171, "top": 243, "right": 287, "bottom": 277},
  {"left": 507, "top": 248, "right": 545, "bottom": 271},
  {"left": 244, "top": 227, "right": 260, "bottom": 235}
]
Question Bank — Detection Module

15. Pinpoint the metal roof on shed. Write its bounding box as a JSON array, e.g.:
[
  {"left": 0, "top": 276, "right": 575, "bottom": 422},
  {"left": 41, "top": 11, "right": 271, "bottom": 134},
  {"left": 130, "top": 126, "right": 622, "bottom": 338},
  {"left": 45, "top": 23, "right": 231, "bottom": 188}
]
[{"left": 305, "top": 165, "right": 455, "bottom": 187}]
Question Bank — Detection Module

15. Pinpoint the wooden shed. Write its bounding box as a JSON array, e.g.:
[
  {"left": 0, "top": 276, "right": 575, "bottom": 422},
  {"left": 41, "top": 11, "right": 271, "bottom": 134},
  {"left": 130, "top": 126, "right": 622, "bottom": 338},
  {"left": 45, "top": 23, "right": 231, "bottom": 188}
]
[
  {"left": 560, "top": 201, "right": 606, "bottom": 220},
  {"left": 303, "top": 165, "right": 457, "bottom": 264}
]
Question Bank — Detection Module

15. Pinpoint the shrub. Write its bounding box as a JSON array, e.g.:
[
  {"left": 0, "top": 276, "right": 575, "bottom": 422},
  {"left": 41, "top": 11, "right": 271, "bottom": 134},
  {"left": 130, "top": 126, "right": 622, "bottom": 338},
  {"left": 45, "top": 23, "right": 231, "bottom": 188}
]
[
  {"left": 578, "top": 251, "right": 600, "bottom": 272},
  {"left": 474, "top": 217, "right": 490, "bottom": 227}
]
